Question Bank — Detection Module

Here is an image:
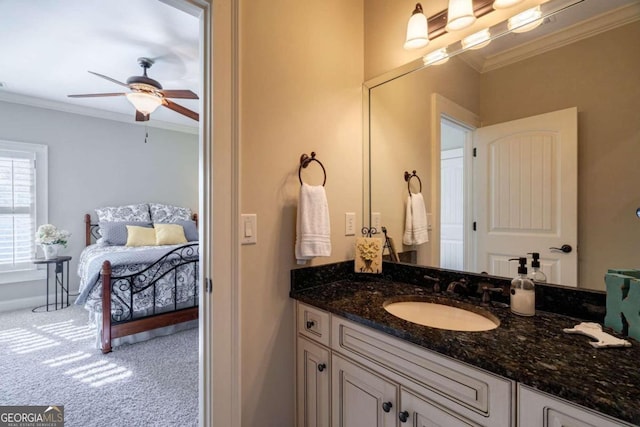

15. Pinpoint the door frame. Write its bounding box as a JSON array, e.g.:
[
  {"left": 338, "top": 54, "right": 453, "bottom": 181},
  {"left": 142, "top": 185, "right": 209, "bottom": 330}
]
[
  {"left": 431, "top": 94, "right": 479, "bottom": 270},
  {"left": 166, "top": 0, "right": 241, "bottom": 425}
]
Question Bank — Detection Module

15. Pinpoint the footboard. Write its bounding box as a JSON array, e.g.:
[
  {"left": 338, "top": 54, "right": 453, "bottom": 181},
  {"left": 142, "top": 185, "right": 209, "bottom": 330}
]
[{"left": 100, "top": 243, "right": 199, "bottom": 353}]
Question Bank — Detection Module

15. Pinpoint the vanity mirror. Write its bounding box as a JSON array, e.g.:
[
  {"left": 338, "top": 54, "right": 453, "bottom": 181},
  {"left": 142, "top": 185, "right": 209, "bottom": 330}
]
[{"left": 365, "top": 0, "right": 640, "bottom": 290}]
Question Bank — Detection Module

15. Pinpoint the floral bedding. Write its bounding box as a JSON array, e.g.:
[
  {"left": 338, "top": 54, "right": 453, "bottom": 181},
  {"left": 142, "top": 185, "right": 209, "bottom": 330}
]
[{"left": 76, "top": 243, "right": 199, "bottom": 319}]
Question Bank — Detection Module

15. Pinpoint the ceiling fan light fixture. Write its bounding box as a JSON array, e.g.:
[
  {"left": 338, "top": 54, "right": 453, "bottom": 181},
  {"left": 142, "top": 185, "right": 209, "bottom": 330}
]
[
  {"left": 125, "top": 92, "right": 163, "bottom": 116},
  {"left": 404, "top": 3, "right": 430, "bottom": 50},
  {"left": 446, "top": 0, "right": 476, "bottom": 32}
]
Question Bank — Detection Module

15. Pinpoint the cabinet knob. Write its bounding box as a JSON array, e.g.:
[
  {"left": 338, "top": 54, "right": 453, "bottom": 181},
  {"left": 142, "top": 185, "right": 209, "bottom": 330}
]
[
  {"left": 306, "top": 320, "right": 315, "bottom": 329},
  {"left": 398, "top": 410, "right": 409, "bottom": 422},
  {"left": 382, "top": 401, "right": 393, "bottom": 413},
  {"left": 317, "top": 363, "right": 326, "bottom": 372}
]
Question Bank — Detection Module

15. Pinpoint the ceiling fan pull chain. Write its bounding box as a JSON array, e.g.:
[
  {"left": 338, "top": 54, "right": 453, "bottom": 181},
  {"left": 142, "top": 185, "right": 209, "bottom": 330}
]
[{"left": 144, "top": 124, "right": 149, "bottom": 144}]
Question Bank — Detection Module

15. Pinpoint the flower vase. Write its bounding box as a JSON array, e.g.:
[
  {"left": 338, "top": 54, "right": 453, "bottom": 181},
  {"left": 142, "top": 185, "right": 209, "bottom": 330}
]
[{"left": 42, "top": 244, "right": 60, "bottom": 260}]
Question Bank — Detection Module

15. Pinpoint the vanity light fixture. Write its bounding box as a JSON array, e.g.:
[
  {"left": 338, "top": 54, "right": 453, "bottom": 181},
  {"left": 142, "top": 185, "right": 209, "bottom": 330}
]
[
  {"left": 424, "top": 48, "right": 450, "bottom": 66},
  {"left": 508, "top": 6, "right": 543, "bottom": 33},
  {"left": 492, "top": 0, "right": 524, "bottom": 9},
  {"left": 461, "top": 28, "right": 491, "bottom": 49},
  {"left": 404, "top": 3, "right": 430, "bottom": 50},
  {"left": 446, "top": 0, "right": 477, "bottom": 32}
]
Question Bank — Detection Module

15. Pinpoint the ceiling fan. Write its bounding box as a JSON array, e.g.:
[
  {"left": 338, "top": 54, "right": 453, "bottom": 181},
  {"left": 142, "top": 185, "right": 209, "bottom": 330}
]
[{"left": 68, "top": 57, "right": 199, "bottom": 122}]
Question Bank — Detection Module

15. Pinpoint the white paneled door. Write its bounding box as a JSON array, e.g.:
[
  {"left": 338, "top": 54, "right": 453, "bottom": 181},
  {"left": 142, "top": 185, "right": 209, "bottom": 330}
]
[{"left": 473, "top": 108, "right": 578, "bottom": 286}]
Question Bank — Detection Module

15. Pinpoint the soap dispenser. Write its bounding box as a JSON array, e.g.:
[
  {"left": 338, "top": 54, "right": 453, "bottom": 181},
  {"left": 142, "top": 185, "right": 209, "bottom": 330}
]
[
  {"left": 527, "top": 252, "right": 547, "bottom": 283},
  {"left": 509, "top": 257, "right": 536, "bottom": 316}
]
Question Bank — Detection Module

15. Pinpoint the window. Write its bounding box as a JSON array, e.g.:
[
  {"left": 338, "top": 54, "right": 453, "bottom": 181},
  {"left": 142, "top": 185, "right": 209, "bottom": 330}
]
[{"left": 0, "top": 140, "right": 47, "bottom": 280}]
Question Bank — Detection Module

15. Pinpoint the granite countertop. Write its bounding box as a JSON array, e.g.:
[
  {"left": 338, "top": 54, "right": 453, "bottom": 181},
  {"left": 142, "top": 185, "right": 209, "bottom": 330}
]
[{"left": 291, "top": 279, "right": 640, "bottom": 425}]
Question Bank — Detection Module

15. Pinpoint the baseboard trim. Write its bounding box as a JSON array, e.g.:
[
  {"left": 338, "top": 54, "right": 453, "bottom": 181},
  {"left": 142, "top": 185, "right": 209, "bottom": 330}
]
[{"left": 0, "top": 295, "right": 51, "bottom": 313}]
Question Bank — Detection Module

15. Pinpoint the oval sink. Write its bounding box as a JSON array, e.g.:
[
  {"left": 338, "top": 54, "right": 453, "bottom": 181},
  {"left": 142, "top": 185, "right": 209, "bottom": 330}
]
[{"left": 383, "top": 300, "right": 500, "bottom": 332}]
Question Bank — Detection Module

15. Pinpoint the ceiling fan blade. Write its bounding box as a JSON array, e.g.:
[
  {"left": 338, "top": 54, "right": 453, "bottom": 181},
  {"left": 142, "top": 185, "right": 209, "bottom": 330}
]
[
  {"left": 163, "top": 99, "right": 199, "bottom": 121},
  {"left": 88, "top": 71, "right": 130, "bottom": 88},
  {"left": 160, "top": 89, "right": 199, "bottom": 99},
  {"left": 136, "top": 111, "right": 150, "bottom": 122},
  {"left": 68, "top": 93, "right": 126, "bottom": 98}
]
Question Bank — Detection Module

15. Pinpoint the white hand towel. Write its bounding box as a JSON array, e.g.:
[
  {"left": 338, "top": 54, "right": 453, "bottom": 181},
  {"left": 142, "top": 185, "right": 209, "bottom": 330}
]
[
  {"left": 403, "top": 192, "right": 429, "bottom": 246},
  {"left": 295, "top": 183, "right": 331, "bottom": 264}
]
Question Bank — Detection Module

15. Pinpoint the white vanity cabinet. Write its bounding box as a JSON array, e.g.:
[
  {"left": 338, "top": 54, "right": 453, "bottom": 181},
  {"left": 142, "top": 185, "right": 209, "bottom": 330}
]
[
  {"left": 296, "top": 304, "right": 332, "bottom": 427},
  {"left": 296, "top": 302, "right": 514, "bottom": 426},
  {"left": 331, "top": 316, "right": 514, "bottom": 427},
  {"left": 518, "top": 385, "right": 635, "bottom": 427}
]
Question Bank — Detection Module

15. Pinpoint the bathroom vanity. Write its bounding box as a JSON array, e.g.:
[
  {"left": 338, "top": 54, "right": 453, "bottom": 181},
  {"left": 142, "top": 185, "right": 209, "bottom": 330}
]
[{"left": 290, "top": 261, "right": 640, "bottom": 427}]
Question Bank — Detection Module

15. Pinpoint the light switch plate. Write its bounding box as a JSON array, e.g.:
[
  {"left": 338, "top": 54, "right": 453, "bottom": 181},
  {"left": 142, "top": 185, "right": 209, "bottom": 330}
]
[
  {"left": 372, "top": 212, "right": 381, "bottom": 233},
  {"left": 345, "top": 212, "right": 356, "bottom": 236},
  {"left": 241, "top": 214, "right": 257, "bottom": 245}
]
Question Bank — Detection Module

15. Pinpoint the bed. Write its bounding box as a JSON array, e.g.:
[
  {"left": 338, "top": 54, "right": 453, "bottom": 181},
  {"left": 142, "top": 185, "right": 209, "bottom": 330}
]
[{"left": 77, "top": 204, "right": 200, "bottom": 353}]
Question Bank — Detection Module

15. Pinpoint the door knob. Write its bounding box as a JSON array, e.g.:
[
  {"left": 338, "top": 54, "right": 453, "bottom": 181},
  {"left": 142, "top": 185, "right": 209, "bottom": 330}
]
[
  {"left": 382, "top": 401, "right": 393, "bottom": 413},
  {"left": 549, "top": 244, "right": 572, "bottom": 253},
  {"left": 399, "top": 410, "right": 409, "bottom": 423},
  {"left": 317, "top": 363, "right": 326, "bottom": 372}
]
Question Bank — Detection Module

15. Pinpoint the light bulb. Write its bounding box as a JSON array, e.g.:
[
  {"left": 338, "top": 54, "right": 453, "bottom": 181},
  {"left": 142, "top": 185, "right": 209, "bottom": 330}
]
[
  {"left": 404, "top": 3, "right": 430, "bottom": 50},
  {"left": 424, "top": 48, "right": 449, "bottom": 66},
  {"left": 446, "top": 0, "right": 476, "bottom": 32},
  {"left": 508, "top": 6, "right": 543, "bottom": 33},
  {"left": 462, "top": 29, "right": 492, "bottom": 50}
]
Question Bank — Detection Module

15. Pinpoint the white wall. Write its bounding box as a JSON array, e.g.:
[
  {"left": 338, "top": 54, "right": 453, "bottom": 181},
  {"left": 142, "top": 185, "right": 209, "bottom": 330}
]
[{"left": 0, "top": 101, "right": 198, "bottom": 311}]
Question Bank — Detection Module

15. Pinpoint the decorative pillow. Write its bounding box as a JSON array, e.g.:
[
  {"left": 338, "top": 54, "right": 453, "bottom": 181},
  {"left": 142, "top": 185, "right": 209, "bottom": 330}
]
[
  {"left": 96, "top": 204, "right": 151, "bottom": 222},
  {"left": 125, "top": 225, "right": 157, "bottom": 247},
  {"left": 149, "top": 203, "right": 192, "bottom": 223},
  {"left": 156, "top": 220, "right": 198, "bottom": 242},
  {"left": 155, "top": 223, "right": 188, "bottom": 246},
  {"left": 99, "top": 221, "right": 152, "bottom": 246}
]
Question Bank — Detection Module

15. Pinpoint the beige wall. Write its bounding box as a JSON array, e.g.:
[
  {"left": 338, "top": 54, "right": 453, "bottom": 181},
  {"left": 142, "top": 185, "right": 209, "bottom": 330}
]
[
  {"left": 239, "top": 0, "right": 363, "bottom": 425},
  {"left": 480, "top": 21, "right": 640, "bottom": 290},
  {"left": 370, "top": 56, "right": 480, "bottom": 265}
]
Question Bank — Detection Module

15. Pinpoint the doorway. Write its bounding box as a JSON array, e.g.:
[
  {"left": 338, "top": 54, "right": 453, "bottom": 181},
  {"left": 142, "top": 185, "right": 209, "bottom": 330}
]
[{"left": 440, "top": 118, "right": 471, "bottom": 271}]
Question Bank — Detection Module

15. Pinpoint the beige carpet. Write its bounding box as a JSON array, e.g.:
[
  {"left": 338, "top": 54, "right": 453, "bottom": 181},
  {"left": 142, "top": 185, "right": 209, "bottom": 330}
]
[{"left": 0, "top": 304, "right": 198, "bottom": 426}]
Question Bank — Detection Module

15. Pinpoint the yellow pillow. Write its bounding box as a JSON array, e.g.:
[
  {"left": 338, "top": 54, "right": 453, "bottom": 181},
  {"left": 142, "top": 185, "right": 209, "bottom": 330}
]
[
  {"left": 125, "top": 225, "right": 157, "bottom": 247},
  {"left": 154, "top": 223, "right": 188, "bottom": 245}
]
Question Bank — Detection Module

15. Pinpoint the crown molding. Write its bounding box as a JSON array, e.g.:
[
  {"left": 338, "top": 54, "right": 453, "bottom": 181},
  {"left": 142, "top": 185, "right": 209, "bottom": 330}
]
[
  {"left": 480, "top": 2, "right": 640, "bottom": 72},
  {"left": 0, "top": 91, "right": 199, "bottom": 135}
]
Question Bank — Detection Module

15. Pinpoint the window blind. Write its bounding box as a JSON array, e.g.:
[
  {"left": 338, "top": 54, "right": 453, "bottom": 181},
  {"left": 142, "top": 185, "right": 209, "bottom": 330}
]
[{"left": 0, "top": 149, "right": 36, "bottom": 272}]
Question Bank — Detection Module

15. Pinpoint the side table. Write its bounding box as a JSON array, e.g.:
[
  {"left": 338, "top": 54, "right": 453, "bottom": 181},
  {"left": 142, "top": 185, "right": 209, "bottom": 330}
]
[{"left": 32, "top": 256, "right": 72, "bottom": 312}]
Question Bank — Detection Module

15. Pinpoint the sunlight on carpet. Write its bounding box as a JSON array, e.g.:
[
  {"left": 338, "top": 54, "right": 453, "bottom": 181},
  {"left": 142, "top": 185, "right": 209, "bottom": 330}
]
[{"left": 0, "top": 317, "right": 132, "bottom": 388}]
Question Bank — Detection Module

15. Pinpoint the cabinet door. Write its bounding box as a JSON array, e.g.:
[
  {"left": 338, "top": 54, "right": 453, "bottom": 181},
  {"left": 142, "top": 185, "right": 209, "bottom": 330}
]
[
  {"left": 518, "top": 385, "right": 633, "bottom": 427},
  {"left": 399, "top": 388, "right": 480, "bottom": 427},
  {"left": 298, "top": 337, "right": 331, "bottom": 427},
  {"left": 332, "top": 354, "right": 398, "bottom": 427}
]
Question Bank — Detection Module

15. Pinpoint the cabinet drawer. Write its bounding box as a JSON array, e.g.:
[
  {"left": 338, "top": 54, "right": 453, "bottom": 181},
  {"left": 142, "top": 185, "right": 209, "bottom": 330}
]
[
  {"left": 332, "top": 316, "right": 513, "bottom": 426},
  {"left": 518, "top": 384, "right": 634, "bottom": 427},
  {"left": 297, "top": 302, "right": 331, "bottom": 346}
]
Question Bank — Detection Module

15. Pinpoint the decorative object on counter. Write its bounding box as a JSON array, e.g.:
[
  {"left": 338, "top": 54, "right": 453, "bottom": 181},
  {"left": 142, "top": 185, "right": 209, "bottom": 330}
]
[
  {"left": 402, "top": 170, "right": 428, "bottom": 246},
  {"left": 35, "top": 224, "right": 71, "bottom": 260},
  {"left": 527, "top": 252, "right": 547, "bottom": 283},
  {"left": 355, "top": 237, "right": 383, "bottom": 274},
  {"left": 509, "top": 257, "right": 535, "bottom": 316},
  {"left": 563, "top": 322, "right": 631, "bottom": 348},
  {"left": 381, "top": 226, "right": 399, "bottom": 262},
  {"left": 604, "top": 269, "right": 640, "bottom": 342},
  {"left": 295, "top": 152, "right": 330, "bottom": 265}
]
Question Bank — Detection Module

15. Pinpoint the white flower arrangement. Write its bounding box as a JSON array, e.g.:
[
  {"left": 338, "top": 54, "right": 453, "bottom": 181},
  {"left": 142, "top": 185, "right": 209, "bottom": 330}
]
[{"left": 35, "top": 224, "right": 71, "bottom": 247}]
